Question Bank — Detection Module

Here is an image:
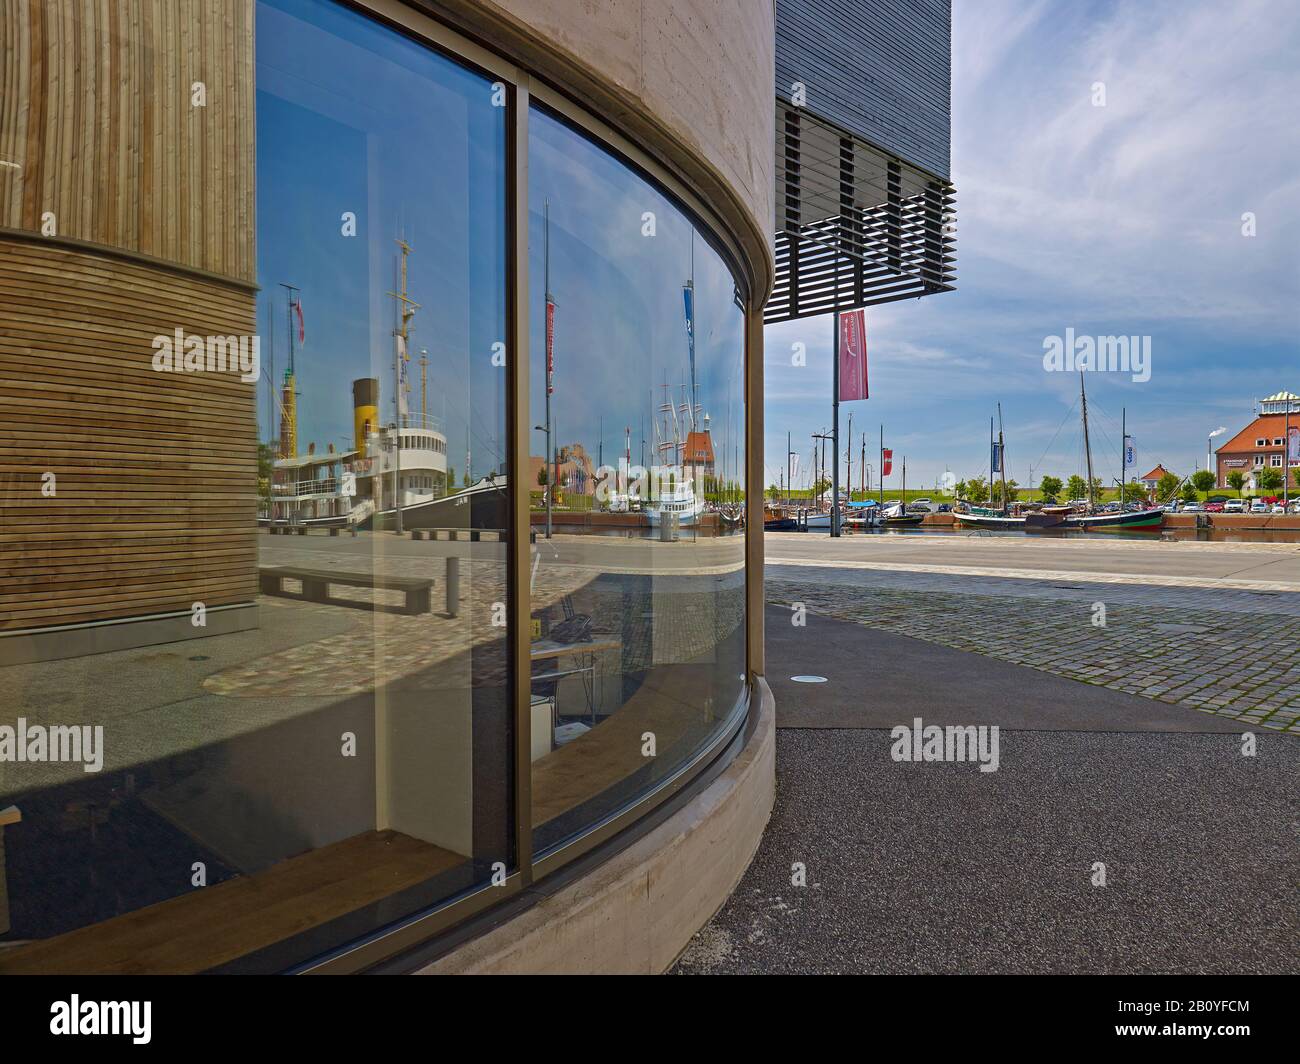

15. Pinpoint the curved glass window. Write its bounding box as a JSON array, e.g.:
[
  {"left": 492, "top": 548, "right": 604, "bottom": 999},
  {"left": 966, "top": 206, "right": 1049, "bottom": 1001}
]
[
  {"left": 527, "top": 109, "right": 748, "bottom": 854},
  {"left": 0, "top": 0, "right": 509, "bottom": 973},
  {"left": 0, "top": 0, "right": 750, "bottom": 974}
]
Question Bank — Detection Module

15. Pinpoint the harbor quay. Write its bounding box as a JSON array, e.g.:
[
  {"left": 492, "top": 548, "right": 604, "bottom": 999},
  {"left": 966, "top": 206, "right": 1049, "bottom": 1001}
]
[{"left": 765, "top": 531, "right": 1300, "bottom": 733}]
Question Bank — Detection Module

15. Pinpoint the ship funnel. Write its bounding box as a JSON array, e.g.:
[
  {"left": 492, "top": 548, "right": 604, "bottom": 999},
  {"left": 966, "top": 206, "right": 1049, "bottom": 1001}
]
[{"left": 353, "top": 378, "right": 379, "bottom": 459}]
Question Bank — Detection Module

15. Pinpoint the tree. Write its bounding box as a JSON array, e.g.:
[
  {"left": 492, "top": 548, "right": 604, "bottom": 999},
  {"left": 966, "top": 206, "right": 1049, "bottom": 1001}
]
[
  {"left": 1226, "top": 470, "right": 1245, "bottom": 496},
  {"left": 953, "top": 479, "right": 969, "bottom": 501},
  {"left": 965, "top": 475, "right": 989, "bottom": 505},
  {"left": 1190, "top": 469, "right": 1215, "bottom": 496},
  {"left": 1156, "top": 472, "right": 1181, "bottom": 501},
  {"left": 1121, "top": 480, "right": 1148, "bottom": 503},
  {"left": 993, "top": 478, "right": 1019, "bottom": 505},
  {"left": 1038, "top": 475, "right": 1063, "bottom": 500},
  {"left": 1257, "top": 467, "right": 1283, "bottom": 493},
  {"left": 1065, "top": 474, "right": 1087, "bottom": 501},
  {"left": 257, "top": 442, "right": 275, "bottom": 513},
  {"left": 767, "top": 483, "right": 780, "bottom": 500},
  {"left": 1179, "top": 480, "right": 1198, "bottom": 503},
  {"left": 537, "top": 466, "right": 548, "bottom": 487}
]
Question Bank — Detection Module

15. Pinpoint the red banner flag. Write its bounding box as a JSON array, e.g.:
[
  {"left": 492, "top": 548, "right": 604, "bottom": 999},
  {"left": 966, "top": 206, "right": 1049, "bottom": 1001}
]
[
  {"left": 838, "top": 309, "right": 868, "bottom": 401},
  {"left": 295, "top": 299, "right": 305, "bottom": 346},
  {"left": 545, "top": 298, "right": 555, "bottom": 396},
  {"left": 882, "top": 448, "right": 893, "bottom": 477}
]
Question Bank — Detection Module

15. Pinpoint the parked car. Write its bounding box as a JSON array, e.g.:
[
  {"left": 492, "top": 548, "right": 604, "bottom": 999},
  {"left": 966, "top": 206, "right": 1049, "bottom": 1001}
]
[
  {"left": 1224, "top": 499, "right": 1245, "bottom": 513},
  {"left": 1251, "top": 501, "right": 1269, "bottom": 513},
  {"left": 1204, "top": 502, "right": 1225, "bottom": 513},
  {"left": 1206, "top": 495, "right": 1230, "bottom": 505},
  {"left": 1271, "top": 504, "right": 1286, "bottom": 513},
  {"left": 937, "top": 503, "right": 952, "bottom": 513},
  {"left": 1182, "top": 503, "right": 1203, "bottom": 513},
  {"left": 1066, "top": 498, "right": 1089, "bottom": 508}
]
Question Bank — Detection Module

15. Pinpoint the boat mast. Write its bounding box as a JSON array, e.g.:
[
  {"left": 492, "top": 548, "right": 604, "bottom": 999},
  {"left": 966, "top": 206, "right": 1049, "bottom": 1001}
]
[
  {"left": 1080, "top": 370, "right": 1096, "bottom": 509},
  {"left": 388, "top": 239, "right": 418, "bottom": 534},
  {"left": 997, "top": 402, "right": 1009, "bottom": 512}
]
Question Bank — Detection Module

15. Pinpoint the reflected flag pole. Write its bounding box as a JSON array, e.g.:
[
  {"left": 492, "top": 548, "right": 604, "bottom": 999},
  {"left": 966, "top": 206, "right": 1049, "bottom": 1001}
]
[{"left": 544, "top": 200, "right": 554, "bottom": 539}]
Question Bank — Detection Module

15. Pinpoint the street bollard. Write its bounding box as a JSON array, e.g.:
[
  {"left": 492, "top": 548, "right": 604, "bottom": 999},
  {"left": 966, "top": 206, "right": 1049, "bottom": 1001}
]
[{"left": 445, "top": 556, "right": 460, "bottom": 617}]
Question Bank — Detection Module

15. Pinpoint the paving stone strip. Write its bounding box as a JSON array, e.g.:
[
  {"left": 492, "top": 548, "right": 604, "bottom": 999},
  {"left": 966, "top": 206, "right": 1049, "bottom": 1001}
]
[{"left": 768, "top": 574, "right": 1300, "bottom": 733}]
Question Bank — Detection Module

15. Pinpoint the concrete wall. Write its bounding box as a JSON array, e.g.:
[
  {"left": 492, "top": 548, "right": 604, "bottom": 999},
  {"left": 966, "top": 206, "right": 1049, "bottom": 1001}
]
[{"left": 415, "top": 0, "right": 776, "bottom": 304}]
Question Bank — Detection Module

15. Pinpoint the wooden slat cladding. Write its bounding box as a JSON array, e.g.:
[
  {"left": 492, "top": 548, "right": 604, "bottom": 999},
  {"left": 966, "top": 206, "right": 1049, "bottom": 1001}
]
[
  {"left": 0, "top": 0, "right": 256, "bottom": 284},
  {"left": 0, "top": 235, "right": 258, "bottom": 632}
]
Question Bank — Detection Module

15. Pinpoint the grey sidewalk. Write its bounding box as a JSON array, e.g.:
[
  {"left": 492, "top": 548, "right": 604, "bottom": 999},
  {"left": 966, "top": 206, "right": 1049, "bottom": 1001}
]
[{"left": 673, "top": 606, "right": 1298, "bottom": 974}]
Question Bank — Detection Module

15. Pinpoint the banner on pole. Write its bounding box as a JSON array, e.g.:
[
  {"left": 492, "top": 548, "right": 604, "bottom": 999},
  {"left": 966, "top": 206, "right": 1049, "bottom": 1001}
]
[
  {"left": 1124, "top": 435, "right": 1136, "bottom": 470},
  {"left": 991, "top": 442, "right": 1003, "bottom": 474},
  {"left": 881, "top": 448, "right": 893, "bottom": 477},
  {"left": 838, "top": 309, "right": 868, "bottom": 401},
  {"left": 545, "top": 299, "right": 555, "bottom": 396}
]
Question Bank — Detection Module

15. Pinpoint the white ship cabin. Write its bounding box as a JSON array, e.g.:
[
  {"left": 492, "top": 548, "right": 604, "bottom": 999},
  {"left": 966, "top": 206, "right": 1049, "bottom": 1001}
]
[
  {"left": 270, "top": 416, "right": 449, "bottom": 524},
  {"left": 270, "top": 443, "right": 358, "bottom": 524},
  {"left": 360, "top": 415, "right": 449, "bottom": 510}
]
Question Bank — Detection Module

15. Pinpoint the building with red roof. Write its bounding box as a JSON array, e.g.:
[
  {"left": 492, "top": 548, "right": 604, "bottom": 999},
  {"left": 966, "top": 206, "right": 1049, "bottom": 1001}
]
[{"left": 1215, "top": 392, "right": 1300, "bottom": 490}]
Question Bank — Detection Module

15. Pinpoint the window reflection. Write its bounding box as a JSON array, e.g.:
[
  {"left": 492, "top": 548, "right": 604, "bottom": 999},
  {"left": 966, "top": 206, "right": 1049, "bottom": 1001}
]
[
  {"left": 527, "top": 109, "right": 747, "bottom": 853},
  {"left": 0, "top": 0, "right": 509, "bottom": 973}
]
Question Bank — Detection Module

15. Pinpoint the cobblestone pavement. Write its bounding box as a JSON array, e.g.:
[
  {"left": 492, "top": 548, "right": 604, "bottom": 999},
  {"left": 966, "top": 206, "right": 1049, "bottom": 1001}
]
[{"left": 768, "top": 565, "right": 1300, "bottom": 733}]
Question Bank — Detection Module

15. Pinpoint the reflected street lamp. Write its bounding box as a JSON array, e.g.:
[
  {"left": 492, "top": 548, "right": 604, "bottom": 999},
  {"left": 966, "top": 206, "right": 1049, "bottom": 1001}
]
[{"left": 534, "top": 424, "right": 552, "bottom": 539}]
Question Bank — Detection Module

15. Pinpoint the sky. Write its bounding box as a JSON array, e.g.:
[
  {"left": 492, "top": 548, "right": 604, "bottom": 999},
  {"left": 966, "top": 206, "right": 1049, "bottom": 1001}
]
[
  {"left": 255, "top": 0, "right": 507, "bottom": 479},
  {"left": 764, "top": 0, "right": 1300, "bottom": 495}
]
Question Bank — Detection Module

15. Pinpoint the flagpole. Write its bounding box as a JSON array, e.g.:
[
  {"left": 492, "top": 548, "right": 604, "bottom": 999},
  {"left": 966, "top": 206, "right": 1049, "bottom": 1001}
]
[
  {"left": 831, "top": 311, "right": 841, "bottom": 536},
  {"left": 543, "top": 200, "right": 553, "bottom": 539}
]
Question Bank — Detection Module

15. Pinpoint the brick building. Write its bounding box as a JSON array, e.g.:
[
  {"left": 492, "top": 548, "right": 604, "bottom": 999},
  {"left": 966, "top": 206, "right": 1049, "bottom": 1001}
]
[{"left": 1215, "top": 391, "right": 1300, "bottom": 490}]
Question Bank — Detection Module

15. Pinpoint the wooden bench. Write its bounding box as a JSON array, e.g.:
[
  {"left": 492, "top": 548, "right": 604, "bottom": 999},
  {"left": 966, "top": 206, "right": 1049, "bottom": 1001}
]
[{"left": 259, "top": 566, "right": 433, "bottom": 615}]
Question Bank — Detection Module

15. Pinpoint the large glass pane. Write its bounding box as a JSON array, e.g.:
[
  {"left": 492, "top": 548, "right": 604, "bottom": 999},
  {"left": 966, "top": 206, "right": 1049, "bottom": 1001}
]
[
  {"left": 527, "top": 108, "right": 748, "bottom": 853},
  {"left": 0, "top": 0, "right": 510, "bottom": 972}
]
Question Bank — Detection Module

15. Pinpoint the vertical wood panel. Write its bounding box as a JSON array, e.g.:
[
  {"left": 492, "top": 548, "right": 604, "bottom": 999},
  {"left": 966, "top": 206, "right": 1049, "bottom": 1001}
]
[{"left": 0, "top": 0, "right": 255, "bottom": 283}]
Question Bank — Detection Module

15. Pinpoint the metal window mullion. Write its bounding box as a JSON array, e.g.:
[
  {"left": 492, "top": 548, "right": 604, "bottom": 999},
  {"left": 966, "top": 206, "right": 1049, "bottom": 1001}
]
[{"left": 508, "top": 75, "right": 534, "bottom": 885}]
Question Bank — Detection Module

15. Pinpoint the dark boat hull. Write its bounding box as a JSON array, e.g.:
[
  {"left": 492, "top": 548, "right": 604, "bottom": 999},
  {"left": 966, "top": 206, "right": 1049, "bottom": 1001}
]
[{"left": 954, "top": 508, "right": 1164, "bottom": 532}]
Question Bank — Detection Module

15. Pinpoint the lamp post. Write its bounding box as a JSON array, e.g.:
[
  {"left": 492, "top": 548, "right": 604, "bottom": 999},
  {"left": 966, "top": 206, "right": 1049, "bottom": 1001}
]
[{"left": 534, "top": 424, "right": 552, "bottom": 538}]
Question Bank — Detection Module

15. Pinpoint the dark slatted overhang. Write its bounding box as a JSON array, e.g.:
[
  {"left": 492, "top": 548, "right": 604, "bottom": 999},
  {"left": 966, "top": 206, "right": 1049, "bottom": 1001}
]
[{"left": 767, "top": 98, "right": 956, "bottom": 324}]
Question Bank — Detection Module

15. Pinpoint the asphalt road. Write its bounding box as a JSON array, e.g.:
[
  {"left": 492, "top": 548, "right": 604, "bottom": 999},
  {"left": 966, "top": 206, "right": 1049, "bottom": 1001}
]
[
  {"left": 672, "top": 599, "right": 1299, "bottom": 974},
  {"left": 673, "top": 728, "right": 1299, "bottom": 974}
]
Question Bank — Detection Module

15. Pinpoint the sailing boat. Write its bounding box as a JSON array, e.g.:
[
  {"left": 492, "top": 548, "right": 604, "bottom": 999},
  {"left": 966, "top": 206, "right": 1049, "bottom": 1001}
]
[
  {"left": 882, "top": 455, "right": 924, "bottom": 525},
  {"left": 954, "top": 380, "right": 1164, "bottom": 532}
]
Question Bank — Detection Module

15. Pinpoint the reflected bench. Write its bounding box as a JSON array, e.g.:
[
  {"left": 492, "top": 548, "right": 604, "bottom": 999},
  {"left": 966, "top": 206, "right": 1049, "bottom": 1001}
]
[{"left": 258, "top": 566, "right": 433, "bottom": 615}]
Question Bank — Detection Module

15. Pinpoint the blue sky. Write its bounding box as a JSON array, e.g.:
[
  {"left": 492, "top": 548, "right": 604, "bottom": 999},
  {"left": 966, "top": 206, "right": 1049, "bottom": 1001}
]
[
  {"left": 255, "top": 0, "right": 507, "bottom": 477},
  {"left": 765, "top": 0, "right": 1300, "bottom": 494}
]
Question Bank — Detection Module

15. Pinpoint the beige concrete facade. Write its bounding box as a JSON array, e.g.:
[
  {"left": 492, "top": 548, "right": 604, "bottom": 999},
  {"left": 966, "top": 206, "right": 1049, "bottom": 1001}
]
[{"left": 418, "top": 677, "right": 775, "bottom": 974}]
